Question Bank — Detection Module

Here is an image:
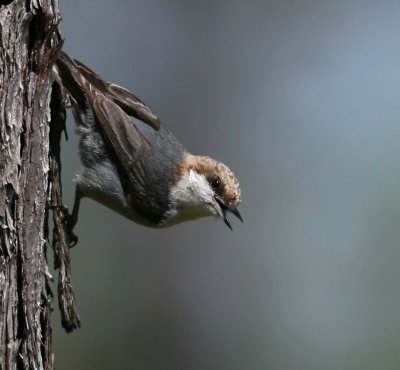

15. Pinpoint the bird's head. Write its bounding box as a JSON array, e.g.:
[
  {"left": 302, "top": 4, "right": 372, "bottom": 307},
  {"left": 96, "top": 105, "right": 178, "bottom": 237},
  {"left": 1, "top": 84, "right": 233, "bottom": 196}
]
[{"left": 167, "top": 154, "right": 242, "bottom": 229}]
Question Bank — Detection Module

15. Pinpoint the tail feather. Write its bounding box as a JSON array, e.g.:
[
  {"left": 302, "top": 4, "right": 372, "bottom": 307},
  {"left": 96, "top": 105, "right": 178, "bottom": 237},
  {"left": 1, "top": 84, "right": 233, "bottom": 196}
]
[{"left": 54, "top": 51, "right": 160, "bottom": 130}]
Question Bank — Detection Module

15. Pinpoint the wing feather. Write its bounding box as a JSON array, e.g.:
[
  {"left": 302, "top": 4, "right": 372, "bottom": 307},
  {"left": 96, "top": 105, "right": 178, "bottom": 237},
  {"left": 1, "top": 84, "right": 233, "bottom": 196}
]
[
  {"left": 92, "top": 95, "right": 149, "bottom": 193},
  {"left": 74, "top": 59, "right": 160, "bottom": 130}
]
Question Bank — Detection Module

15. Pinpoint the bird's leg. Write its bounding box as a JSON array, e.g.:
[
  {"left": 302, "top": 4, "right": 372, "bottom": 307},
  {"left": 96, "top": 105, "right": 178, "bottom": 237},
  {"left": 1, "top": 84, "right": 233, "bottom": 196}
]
[
  {"left": 48, "top": 185, "right": 82, "bottom": 247},
  {"left": 62, "top": 185, "right": 82, "bottom": 247},
  {"left": 68, "top": 185, "right": 82, "bottom": 229}
]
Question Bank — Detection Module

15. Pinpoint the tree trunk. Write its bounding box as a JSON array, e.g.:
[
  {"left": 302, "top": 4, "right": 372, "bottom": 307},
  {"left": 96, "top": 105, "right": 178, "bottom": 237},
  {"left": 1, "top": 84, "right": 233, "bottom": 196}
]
[{"left": 0, "top": 1, "right": 62, "bottom": 368}]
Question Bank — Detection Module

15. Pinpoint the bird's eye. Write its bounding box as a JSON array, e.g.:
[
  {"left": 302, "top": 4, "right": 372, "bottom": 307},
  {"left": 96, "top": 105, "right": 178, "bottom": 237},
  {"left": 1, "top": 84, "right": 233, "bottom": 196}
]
[{"left": 210, "top": 177, "right": 221, "bottom": 190}]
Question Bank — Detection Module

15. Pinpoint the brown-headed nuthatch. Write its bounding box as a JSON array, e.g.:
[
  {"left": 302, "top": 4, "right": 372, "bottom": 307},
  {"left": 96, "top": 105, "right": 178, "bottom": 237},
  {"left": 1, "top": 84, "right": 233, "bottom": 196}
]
[{"left": 54, "top": 51, "right": 242, "bottom": 231}]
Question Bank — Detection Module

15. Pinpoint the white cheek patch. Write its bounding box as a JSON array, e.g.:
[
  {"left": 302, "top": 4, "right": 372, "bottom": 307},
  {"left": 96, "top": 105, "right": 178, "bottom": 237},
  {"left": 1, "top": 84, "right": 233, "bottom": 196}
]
[
  {"left": 187, "top": 170, "right": 212, "bottom": 202},
  {"left": 165, "top": 170, "right": 216, "bottom": 224}
]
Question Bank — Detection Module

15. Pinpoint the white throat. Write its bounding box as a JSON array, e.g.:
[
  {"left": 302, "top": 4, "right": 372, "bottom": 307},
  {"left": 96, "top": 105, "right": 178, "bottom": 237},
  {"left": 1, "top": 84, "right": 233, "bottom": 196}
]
[{"left": 163, "top": 170, "right": 216, "bottom": 225}]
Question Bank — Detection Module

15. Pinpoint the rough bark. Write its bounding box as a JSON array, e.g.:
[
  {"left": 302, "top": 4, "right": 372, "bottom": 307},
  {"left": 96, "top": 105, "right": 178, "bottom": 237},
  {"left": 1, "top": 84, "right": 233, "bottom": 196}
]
[{"left": 0, "top": 0, "right": 63, "bottom": 368}]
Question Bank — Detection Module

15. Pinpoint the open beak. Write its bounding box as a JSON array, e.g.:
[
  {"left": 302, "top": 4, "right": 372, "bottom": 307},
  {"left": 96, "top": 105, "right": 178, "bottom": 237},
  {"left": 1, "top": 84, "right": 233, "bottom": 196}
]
[{"left": 214, "top": 198, "right": 243, "bottom": 230}]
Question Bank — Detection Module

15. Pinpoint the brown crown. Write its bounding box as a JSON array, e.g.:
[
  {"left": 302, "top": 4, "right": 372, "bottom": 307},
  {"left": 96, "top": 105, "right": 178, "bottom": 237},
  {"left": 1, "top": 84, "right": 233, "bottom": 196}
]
[{"left": 178, "top": 154, "right": 242, "bottom": 206}]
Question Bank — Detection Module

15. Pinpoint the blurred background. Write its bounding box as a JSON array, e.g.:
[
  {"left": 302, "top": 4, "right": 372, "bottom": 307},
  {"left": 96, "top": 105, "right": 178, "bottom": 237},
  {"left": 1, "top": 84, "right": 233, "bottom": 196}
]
[{"left": 54, "top": 1, "right": 400, "bottom": 369}]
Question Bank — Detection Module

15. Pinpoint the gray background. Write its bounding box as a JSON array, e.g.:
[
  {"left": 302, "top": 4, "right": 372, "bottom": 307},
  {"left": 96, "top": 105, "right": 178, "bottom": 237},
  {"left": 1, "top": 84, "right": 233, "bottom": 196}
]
[{"left": 54, "top": 1, "right": 400, "bottom": 369}]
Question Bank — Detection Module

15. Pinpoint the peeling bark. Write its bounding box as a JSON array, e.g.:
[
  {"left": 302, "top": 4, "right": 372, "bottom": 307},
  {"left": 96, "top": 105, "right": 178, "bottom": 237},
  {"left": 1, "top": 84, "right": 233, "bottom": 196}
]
[{"left": 0, "top": 1, "right": 63, "bottom": 368}]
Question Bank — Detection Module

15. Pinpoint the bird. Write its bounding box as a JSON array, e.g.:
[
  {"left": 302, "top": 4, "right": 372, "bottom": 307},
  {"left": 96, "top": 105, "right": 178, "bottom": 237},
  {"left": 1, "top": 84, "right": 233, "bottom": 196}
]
[{"left": 54, "top": 51, "right": 242, "bottom": 232}]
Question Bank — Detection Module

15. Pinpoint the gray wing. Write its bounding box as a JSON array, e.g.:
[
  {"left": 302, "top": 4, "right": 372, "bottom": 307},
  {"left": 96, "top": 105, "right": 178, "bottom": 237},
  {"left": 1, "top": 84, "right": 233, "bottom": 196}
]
[
  {"left": 91, "top": 90, "right": 171, "bottom": 224},
  {"left": 92, "top": 94, "right": 149, "bottom": 198}
]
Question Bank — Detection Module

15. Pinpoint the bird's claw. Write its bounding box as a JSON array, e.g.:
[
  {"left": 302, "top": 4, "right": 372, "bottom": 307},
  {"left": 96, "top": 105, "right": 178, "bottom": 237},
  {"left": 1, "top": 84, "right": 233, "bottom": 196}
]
[
  {"left": 63, "top": 213, "right": 79, "bottom": 248},
  {"left": 49, "top": 204, "right": 79, "bottom": 248}
]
